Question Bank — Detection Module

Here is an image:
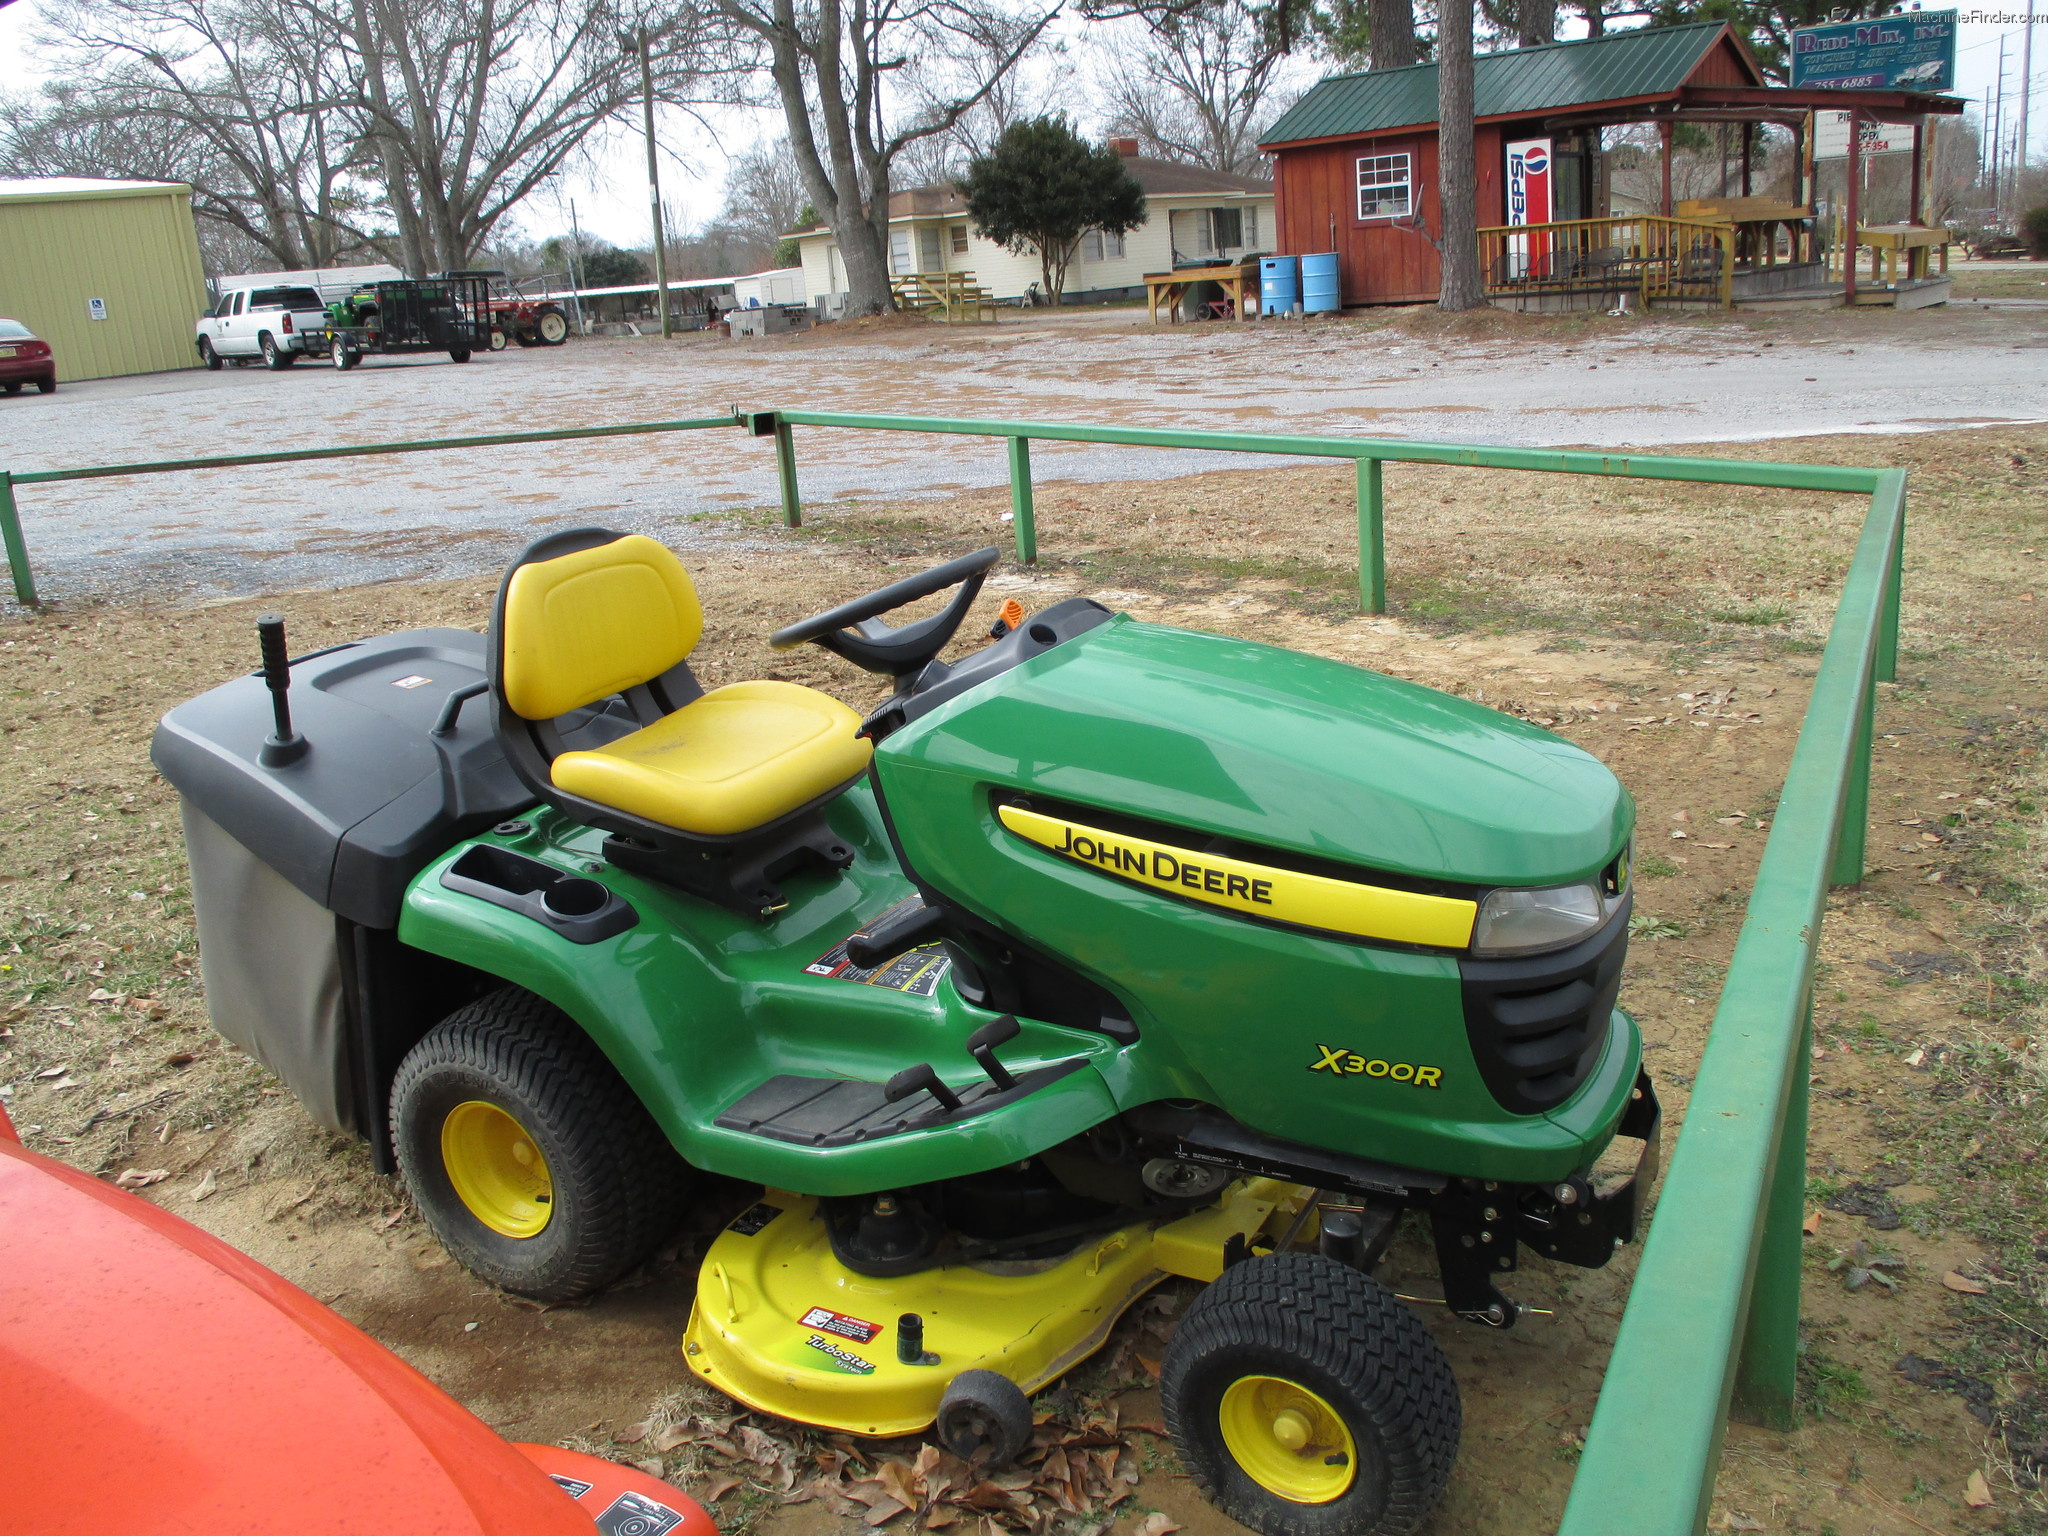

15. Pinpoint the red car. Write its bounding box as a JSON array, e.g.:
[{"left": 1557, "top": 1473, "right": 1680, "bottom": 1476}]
[
  {"left": 0, "top": 1101, "right": 717, "bottom": 1536},
  {"left": 0, "top": 318, "right": 56, "bottom": 395}
]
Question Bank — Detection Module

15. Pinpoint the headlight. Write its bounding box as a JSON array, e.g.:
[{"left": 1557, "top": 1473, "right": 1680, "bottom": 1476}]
[{"left": 1470, "top": 881, "right": 1619, "bottom": 957}]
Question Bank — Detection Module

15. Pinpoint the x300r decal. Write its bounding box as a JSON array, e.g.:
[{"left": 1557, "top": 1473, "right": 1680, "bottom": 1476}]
[{"left": 1310, "top": 1043, "right": 1443, "bottom": 1088}]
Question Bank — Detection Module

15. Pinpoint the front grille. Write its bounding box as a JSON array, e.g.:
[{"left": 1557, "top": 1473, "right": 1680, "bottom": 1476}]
[{"left": 1458, "top": 893, "right": 1630, "bottom": 1114}]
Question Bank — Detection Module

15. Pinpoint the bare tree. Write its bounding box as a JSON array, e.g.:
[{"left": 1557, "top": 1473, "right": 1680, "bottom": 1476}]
[
  {"left": 336, "top": 0, "right": 713, "bottom": 272},
  {"left": 1098, "top": 0, "right": 1309, "bottom": 174},
  {"left": 1435, "top": 0, "right": 1481, "bottom": 308},
  {"left": 719, "top": 137, "right": 809, "bottom": 251},
  {"left": 709, "top": 0, "right": 1059, "bottom": 316},
  {"left": 3, "top": 0, "right": 383, "bottom": 267}
]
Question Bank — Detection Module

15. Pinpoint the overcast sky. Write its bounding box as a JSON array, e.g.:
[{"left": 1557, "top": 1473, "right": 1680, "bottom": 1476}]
[{"left": 0, "top": 0, "right": 2037, "bottom": 256}]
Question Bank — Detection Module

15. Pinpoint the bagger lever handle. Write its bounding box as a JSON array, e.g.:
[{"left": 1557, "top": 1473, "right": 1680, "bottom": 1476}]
[
  {"left": 964, "top": 1015, "right": 1020, "bottom": 1091},
  {"left": 885, "top": 1063, "right": 962, "bottom": 1114}
]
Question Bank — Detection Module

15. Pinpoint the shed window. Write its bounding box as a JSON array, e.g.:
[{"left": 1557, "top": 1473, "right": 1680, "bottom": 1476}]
[
  {"left": 890, "top": 228, "right": 913, "bottom": 274},
  {"left": 951, "top": 224, "right": 970, "bottom": 254},
  {"left": 1357, "top": 154, "right": 1413, "bottom": 219}
]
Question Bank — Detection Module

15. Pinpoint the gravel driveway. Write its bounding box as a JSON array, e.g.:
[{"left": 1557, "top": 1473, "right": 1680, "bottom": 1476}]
[{"left": 4, "top": 305, "right": 2044, "bottom": 602}]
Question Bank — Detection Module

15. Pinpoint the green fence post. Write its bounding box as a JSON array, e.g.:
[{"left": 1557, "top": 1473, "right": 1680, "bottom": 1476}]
[
  {"left": 1008, "top": 436, "right": 1037, "bottom": 564},
  {"left": 1828, "top": 667, "right": 1875, "bottom": 886},
  {"left": 0, "top": 471, "right": 38, "bottom": 609},
  {"left": 1357, "top": 458, "right": 1386, "bottom": 614},
  {"left": 1733, "top": 993, "right": 1813, "bottom": 1428},
  {"left": 1876, "top": 509, "right": 1903, "bottom": 684},
  {"left": 773, "top": 420, "right": 802, "bottom": 528}
]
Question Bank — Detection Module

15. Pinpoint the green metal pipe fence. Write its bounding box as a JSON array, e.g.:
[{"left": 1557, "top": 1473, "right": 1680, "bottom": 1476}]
[{"left": 0, "top": 407, "right": 1904, "bottom": 1534}]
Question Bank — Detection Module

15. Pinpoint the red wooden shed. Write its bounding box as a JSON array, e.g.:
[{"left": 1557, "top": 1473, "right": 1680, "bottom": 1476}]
[{"left": 1258, "top": 22, "right": 1964, "bottom": 308}]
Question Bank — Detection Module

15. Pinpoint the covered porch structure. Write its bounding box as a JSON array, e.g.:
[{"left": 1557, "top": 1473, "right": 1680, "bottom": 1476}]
[{"left": 1484, "top": 80, "right": 1966, "bottom": 312}]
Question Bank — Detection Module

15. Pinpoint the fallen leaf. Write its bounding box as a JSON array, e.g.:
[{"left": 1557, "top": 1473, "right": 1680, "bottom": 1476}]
[
  {"left": 1965, "top": 1469, "right": 1994, "bottom": 1507},
  {"left": 703, "top": 1475, "right": 741, "bottom": 1502},
  {"left": 1802, "top": 1210, "right": 1821, "bottom": 1235},
  {"left": 190, "top": 1169, "right": 217, "bottom": 1201},
  {"left": 114, "top": 1167, "right": 170, "bottom": 1189},
  {"left": 631, "top": 1458, "right": 666, "bottom": 1480},
  {"left": 1716, "top": 1515, "right": 1766, "bottom": 1531},
  {"left": 613, "top": 1421, "right": 651, "bottom": 1445},
  {"left": 1941, "top": 1271, "right": 1989, "bottom": 1295},
  {"left": 163, "top": 1052, "right": 196, "bottom": 1068},
  {"left": 1134, "top": 1515, "right": 1183, "bottom": 1536},
  {"left": 32, "top": 1065, "right": 69, "bottom": 1079},
  {"left": 651, "top": 1424, "right": 698, "bottom": 1454},
  {"left": 924, "top": 1507, "right": 961, "bottom": 1528},
  {"left": 876, "top": 1460, "right": 921, "bottom": 1509},
  {"left": 1134, "top": 1355, "right": 1163, "bottom": 1380},
  {"left": 372, "top": 1209, "right": 405, "bottom": 1231},
  {"left": 864, "top": 1497, "right": 909, "bottom": 1527}
]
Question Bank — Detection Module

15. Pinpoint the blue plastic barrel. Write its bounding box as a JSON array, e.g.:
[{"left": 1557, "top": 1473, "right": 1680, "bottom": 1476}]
[
  {"left": 1259, "top": 255, "right": 1299, "bottom": 314},
  {"left": 1300, "top": 252, "right": 1340, "bottom": 313}
]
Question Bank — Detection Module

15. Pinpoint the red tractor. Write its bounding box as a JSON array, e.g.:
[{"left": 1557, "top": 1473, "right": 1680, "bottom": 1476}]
[{"left": 442, "top": 270, "right": 573, "bottom": 349}]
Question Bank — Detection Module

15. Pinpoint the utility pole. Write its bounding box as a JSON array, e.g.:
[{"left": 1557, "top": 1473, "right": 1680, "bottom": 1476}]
[
  {"left": 2021, "top": 14, "right": 2036, "bottom": 205},
  {"left": 567, "top": 197, "right": 590, "bottom": 337},
  {"left": 623, "top": 25, "right": 672, "bottom": 339},
  {"left": 1991, "top": 37, "right": 2006, "bottom": 222}
]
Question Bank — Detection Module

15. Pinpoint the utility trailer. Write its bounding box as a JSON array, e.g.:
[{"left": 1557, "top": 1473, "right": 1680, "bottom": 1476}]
[{"left": 313, "top": 275, "right": 492, "bottom": 370}]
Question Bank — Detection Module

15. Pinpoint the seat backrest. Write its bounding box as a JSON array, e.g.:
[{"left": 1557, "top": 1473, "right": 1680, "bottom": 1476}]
[{"left": 499, "top": 532, "right": 703, "bottom": 721}]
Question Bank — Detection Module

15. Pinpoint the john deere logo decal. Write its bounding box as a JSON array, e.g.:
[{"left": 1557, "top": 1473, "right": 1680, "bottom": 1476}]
[
  {"left": 1311, "top": 1044, "right": 1443, "bottom": 1089},
  {"left": 996, "top": 804, "right": 1477, "bottom": 949}
]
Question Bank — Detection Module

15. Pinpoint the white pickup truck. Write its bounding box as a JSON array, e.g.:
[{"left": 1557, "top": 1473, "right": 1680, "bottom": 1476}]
[{"left": 195, "top": 284, "right": 330, "bottom": 371}]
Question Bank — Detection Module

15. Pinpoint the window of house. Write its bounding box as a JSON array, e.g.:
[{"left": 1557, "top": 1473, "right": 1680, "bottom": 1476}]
[
  {"left": 1080, "top": 228, "right": 1125, "bottom": 263},
  {"left": 1356, "top": 154, "right": 1413, "bottom": 219},
  {"left": 1209, "top": 207, "right": 1243, "bottom": 249},
  {"left": 919, "top": 225, "right": 943, "bottom": 271},
  {"left": 1244, "top": 205, "right": 1259, "bottom": 249},
  {"left": 890, "top": 228, "right": 913, "bottom": 274},
  {"left": 950, "top": 224, "right": 970, "bottom": 254}
]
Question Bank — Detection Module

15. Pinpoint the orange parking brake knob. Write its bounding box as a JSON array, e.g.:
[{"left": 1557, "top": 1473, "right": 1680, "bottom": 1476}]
[{"left": 990, "top": 598, "right": 1025, "bottom": 639}]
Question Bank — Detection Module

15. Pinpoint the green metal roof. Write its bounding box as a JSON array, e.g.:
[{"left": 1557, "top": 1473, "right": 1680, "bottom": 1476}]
[{"left": 1262, "top": 22, "right": 1737, "bottom": 146}]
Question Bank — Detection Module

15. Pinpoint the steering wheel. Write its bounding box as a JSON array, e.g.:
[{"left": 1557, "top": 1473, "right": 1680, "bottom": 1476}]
[{"left": 770, "top": 546, "right": 1001, "bottom": 682}]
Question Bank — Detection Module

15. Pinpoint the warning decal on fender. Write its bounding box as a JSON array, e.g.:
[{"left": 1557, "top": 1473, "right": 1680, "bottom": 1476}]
[
  {"left": 805, "top": 897, "right": 951, "bottom": 997},
  {"left": 799, "top": 1305, "right": 881, "bottom": 1344}
]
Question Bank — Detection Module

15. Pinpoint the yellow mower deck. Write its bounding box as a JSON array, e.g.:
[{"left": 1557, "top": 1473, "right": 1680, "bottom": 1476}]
[{"left": 684, "top": 1181, "right": 1305, "bottom": 1436}]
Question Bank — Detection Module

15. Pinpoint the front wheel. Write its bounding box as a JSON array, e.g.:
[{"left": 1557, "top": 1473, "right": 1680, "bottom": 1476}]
[
  {"left": 1162, "top": 1253, "right": 1461, "bottom": 1536},
  {"left": 391, "top": 988, "right": 693, "bottom": 1303},
  {"left": 489, "top": 327, "right": 508, "bottom": 351},
  {"left": 199, "top": 338, "right": 222, "bottom": 371}
]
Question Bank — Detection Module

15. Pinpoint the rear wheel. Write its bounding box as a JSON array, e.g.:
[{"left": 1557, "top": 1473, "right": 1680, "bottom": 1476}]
[
  {"left": 261, "top": 333, "right": 290, "bottom": 370},
  {"left": 391, "top": 988, "right": 693, "bottom": 1302},
  {"left": 2, "top": 381, "right": 20, "bottom": 396},
  {"left": 535, "top": 307, "right": 570, "bottom": 344},
  {"left": 489, "top": 327, "right": 508, "bottom": 351},
  {"left": 1162, "top": 1253, "right": 1460, "bottom": 1536},
  {"left": 449, "top": 346, "right": 472, "bottom": 363},
  {"left": 199, "top": 337, "right": 222, "bottom": 371},
  {"left": 330, "top": 337, "right": 357, "bottom": 370},
  {"left": 33, "top": 374, "right": 54, "bottom": 395}
]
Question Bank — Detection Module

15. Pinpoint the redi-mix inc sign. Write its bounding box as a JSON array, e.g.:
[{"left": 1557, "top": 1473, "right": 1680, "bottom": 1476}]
[{"left": 1790, "top": 8, "right": 1956, "bottom": 91}]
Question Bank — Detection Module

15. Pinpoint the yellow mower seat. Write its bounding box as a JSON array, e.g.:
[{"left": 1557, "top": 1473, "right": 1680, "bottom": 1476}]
[
  {"left": 550, "top": 680, "right": 869, "bottom": 836},
  {"left": 499, "top": 532, "right": 871, "bottom": 838}
]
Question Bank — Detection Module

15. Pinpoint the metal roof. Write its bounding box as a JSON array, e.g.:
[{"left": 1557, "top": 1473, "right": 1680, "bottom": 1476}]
[{"left": 1262, "top": 22, "right": 1736, "bottom": 146}]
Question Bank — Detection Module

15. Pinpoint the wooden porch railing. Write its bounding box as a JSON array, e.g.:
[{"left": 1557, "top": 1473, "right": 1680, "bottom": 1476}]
[
  {"left": 890, "top": 271, "right": 999, "bottom": 323},
  {"left": 1479, "top": 215, "right": 1737, "bottom": 309}
]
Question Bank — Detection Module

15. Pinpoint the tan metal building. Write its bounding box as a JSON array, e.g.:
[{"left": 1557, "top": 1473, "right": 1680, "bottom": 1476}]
[{"left": 0, "top": 178, "right": 208, "bottom": 382}]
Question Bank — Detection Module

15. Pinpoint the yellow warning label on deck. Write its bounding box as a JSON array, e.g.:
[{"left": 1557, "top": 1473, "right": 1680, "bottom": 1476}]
[{"left": 996, "top": 804, "right": 1477, "bottom": 949}]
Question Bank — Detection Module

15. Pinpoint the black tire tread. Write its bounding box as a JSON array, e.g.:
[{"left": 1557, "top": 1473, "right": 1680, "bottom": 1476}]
[
  {"left": 391, "top": 987, "right": 690, "bottom": 1302},
  {"left": 1162, "top": 1252, "right": 1461, "bottom": 1536}
]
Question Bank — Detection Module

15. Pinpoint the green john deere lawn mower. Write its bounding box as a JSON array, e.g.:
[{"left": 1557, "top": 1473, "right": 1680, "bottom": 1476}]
[{"left": 153, "top": 529, "right": 1658, "bottom": 1536}]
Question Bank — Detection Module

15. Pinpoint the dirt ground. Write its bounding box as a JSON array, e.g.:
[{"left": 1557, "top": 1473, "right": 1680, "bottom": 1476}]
[{"left": 1, "top": 420, "right": 2042, "bottom": 1535}]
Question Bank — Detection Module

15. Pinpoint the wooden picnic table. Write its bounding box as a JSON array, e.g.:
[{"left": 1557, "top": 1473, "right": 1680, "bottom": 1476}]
[
  {"left": 1852, "top": 223, "right": 1950, "bottom": 284},
  {"left": 1144, "top": 262, "right": 1256, "bottom": 324},
  {"left": 1676, "top": 197, "right": 1813, "bottom": 266}
]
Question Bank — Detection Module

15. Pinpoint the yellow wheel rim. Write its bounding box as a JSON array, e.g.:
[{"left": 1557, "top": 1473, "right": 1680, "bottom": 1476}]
[
  {"left": 441, "top": 1101, "right": 554, "bottom": 1238},
  {"left": 1218, "top": 1375, "right": 1358, "bottom": 1504}
]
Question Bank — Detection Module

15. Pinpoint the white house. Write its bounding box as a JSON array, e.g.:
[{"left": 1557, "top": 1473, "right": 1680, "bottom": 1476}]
[{"left": 791, "top": 142, "right": 1274, "bottom": 309}]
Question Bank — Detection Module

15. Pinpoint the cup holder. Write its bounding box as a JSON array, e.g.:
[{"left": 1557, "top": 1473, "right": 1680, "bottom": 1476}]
[{"left": 542, "top": 877, "right": 609, "bottom": 918}]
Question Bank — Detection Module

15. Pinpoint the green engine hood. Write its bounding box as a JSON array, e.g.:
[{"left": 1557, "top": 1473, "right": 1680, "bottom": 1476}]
[{"left": 885, "top": 615, "right": 1630, "bottom": 887}]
